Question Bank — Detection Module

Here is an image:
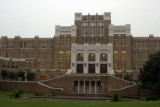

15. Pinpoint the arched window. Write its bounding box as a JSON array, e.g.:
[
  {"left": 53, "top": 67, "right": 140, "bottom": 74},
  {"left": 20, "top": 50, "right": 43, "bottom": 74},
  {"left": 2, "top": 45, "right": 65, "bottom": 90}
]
[
  {"left": 89, "top": 53, "right": 95, "bottom": 61},
  {"left": 100, "top": 53, "right": 107, "bottom": 61},
  {"left": 77, "top": 53, "right": 84, "bottom": 61}
]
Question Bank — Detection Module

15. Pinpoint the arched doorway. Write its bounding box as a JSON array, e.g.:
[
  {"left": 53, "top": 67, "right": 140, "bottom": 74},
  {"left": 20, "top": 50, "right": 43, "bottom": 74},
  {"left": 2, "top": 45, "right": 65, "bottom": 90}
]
[
  {"left": 97, "top": 81, "right": 102, "bottom": 94},
  {"left": 91, "top": 81, "right": 95, "bottom": 94},
  {"left": 85, "top": 81, "right": 89, "bottom": 94},
  {"left": 74, "top": 81, "right": 78, "bottom": 93},
  {"left": 79, "top": 81, "right": 84, "bottom": 94}
]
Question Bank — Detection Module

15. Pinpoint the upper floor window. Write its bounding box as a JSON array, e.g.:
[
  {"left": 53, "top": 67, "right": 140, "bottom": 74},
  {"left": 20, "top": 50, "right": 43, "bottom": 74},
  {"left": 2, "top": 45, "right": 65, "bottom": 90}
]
[
  {"left": 98, "top": 15, "right": 103, "bottom": 21},
  {"left": 77, "top": 53, "right": 84, "bottom": 61},
  {"left": 82, "top": 16, "right": 88, "bottom": 21},
  {"left": 121, "top": 35, "right": 126, "bottom": 46},
  {"left": 66, "top": 35, "right": 71, "bottom": 46},
  {"left": 66, "top": 51, "right": 71, "bottom": 58},
  {"left": 7, "top": 41, "right": 14, "bottom": 48},
  {"left": 59, "top": 51, "right": 64, "bottom": 58},
  {"left": 89, "top": 53, "right": 95, "bottom": 61},
  {"left": 114, "top": 36, "right": 119, "bottom": 46},
  {"left": 60, "top": 35, "right": 64, "bottom": 45},
  {"left": 100, "top": 53, "right": 107, "bottom": 61},
  {"left": 90, "top": 16, "right": 95, "bottom": 21}
]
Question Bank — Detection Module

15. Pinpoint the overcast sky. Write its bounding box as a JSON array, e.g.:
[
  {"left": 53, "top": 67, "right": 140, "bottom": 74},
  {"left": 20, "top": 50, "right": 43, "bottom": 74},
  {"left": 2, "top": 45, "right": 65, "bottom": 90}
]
[{"left": 0, "top": 0, "right": 160, "bottom": 38}]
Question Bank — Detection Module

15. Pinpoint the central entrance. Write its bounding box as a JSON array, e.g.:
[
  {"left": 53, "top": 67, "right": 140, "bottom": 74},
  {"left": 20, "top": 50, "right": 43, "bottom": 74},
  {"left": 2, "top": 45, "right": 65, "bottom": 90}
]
[
  {"left": 100, "top": 64, "right": 107, "bottom": 73},
  {"left": 77, "top": 64, "right": 83, "bottom": 73},
  {"left": 89, "top": 64, "right": 95, "bottom": 73}
]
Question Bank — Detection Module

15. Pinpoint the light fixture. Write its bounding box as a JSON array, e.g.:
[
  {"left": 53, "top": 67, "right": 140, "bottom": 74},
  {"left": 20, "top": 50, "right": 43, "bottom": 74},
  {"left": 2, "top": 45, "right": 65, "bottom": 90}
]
[{"left": 72, "top": 63, "right": 74, "bottom": 66}]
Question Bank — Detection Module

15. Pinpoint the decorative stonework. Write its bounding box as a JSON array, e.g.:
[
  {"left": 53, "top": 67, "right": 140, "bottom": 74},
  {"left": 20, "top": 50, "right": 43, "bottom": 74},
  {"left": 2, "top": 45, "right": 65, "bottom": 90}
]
[
  {"left": 71, "top": 43, "right": 114, "bottom": 75},
  {"left": 109, "top": 24, "right": 131, "bottom": 36}
]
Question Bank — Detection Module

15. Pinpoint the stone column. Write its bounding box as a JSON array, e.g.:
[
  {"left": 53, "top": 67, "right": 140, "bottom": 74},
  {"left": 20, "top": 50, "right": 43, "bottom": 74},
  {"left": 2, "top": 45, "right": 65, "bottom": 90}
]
[
  {"left": 84, "top": 82, "right": 85, "bottom": 94},
  {"left": 95, "top": 82, "right": 97, "bottom": 94},
  {"left": 78, "top": 81, "right": 79, "bottom": 94}
]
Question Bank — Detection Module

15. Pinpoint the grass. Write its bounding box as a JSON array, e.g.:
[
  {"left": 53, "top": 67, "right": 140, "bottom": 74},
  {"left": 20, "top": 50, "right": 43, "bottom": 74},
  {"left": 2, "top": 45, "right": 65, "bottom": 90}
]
[
  {"left": 0, "top": 97, "right": 160, "bottom": 107},
  {"left": 0, "top": 90, "right": 35, "bottom": 97}
]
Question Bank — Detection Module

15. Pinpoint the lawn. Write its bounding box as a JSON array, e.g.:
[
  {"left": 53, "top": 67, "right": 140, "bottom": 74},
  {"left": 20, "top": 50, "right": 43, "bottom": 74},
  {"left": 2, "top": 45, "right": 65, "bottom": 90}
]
[
  {"left": 0, "top": 90, "right": 35, "bottom": 97},
  {"left": 0, "top": 97, "right": 160, "bottom": 107}
]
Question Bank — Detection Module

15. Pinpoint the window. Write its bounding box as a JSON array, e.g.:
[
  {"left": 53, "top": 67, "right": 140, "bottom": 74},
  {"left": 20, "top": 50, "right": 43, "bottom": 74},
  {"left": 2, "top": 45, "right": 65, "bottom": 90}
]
[
  {"left": 59, "top": 51, "right": 64, "bottom": 58},
  {"left": 137, "top": 53, "right": 140, "bottom": 59},
  {"left": 133, "top": 53, "right": 136, "bottom": 59},
  {"left": 141, "top": 41, "right": 145, "bottom": 48},
  {"left": 121, "top": 51, "right": 126, "bottom": 59},
  {"left": 77, "top": 53, "right": 83, "bottom": 61},
  {"left": 66, "top": 51, "right": 71, "bottom": 58},
  {"left": 82, "top": 38, "right": 88, "bottom": 44},
  {"left": 101, "top": 26, "right": 104, "bottom": 35},
  {"left": 90, "top": 38, "right": 95, "bottom": 44},
  {"left": 20, "top": 42, "right": 23, "bottom": 48},
  {"left": 154, "top": 41, "right": 158, "bottom": 47},
  {"left": 114, "top": 36, "right": 118, "bottom": 46},
  {"left": 66, "top": 36, "right": 71, "bottom": 46},
  {"left": 85, "top": 26, "right": 88, "bottom": 35},
  {"left": 60, "top": 36, "right": 64, "bottom": 45},
  {"left": 137, "top": 41, "right": 140, "bottom": 47},
  {"left": 50, "top": 43, "right": 54, "bottom": 48},
  {"left": 98, "top": 26, "right": 100, "bottom": 35},
  {"left": 121, "top": 63, "right": 126, "bottom": 70},
  {"left": 98, "top": 15, "right": 103, "bottom": 21},
  {"left": 89, "top": 53, "right": 95, "bottom": 61},
  {"left": 93, "top": 26, "right": 95, "bottom": 35},
  {"left": 100, "top": 53, "right": 107, "bottom": 61},
  {"left": 7, "top": 41, "right": 14, "bottom": 48},
  {"left": 114, "top": 51, "right": 119, "bottom": 59},
  {"left": 82, "top": 16, "right": 88, "bottom": 21},
  {"left": 90, "top": 16, "right": 95, "bottom": 21},
  {"left": 90, "top": 26, "right": 92, "bottom": 35},
  {"left": 133, "top": 41, "right": 136, "bottom": 47},
  {"left": 114, "top": 63, "right": 117, "bottom": 70},
  {"left": 142, "top": 53, "right": 145, "bottom": 59},
  {"left": 146, "top": 41, "right": 149, "bottom": 47},
  {"left": 121, "top": 35, "right": 126, "bottom": 45}
]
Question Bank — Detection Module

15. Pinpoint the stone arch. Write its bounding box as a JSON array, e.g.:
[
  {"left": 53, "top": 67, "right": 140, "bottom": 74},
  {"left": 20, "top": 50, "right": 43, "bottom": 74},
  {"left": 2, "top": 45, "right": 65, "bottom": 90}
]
[
  {"left": 88, "top": 53, "right": 95, "bottom": 61},
  {"left": 79, "top": 81, "right": 84, "bottom": 93},
  {"left": 77, "top": 53, "right": 84, "bottom": 61},
  {"left": 100, "top": 53, "right": 107, "bottom": 61}
]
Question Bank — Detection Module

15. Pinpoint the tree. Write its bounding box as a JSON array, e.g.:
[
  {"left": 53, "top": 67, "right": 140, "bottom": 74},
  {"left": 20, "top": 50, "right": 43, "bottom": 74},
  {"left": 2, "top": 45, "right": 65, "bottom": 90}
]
[
  {"left": 140, "top": 51, "right": 160, "bottom": 91},
  {"left": 124, "top": 74, "right": 130, "bottom": 81},
  {"left": 1, "top": 70, "right": 8, "bottom": 80},
  {"left": 7, "top": 71, "right": 17, "bottom": 80},
  {"left": 26, "top": 72, "right": 35, "bottom": 81},
  {"left": 17, "top": 71, "right": 25, "bottom": 81}
]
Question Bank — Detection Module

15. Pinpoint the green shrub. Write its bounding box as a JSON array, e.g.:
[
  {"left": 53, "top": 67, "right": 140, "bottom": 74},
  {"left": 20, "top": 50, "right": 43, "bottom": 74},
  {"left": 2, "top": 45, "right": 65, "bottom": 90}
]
[
  {"left": 7, "top": 71, "right": 17, "bottom": 80},
  {"left": 111, "top": 91, "right": 120, "bottom": 102},
  {"left": 13, "top": 87, "right": 24, "bottom": 98},
  {"left": 27, "top": 72, "right": 35, "bottom": 81},
  {"left": 1, "top": 70, "right": 8, "bottom": 80}
]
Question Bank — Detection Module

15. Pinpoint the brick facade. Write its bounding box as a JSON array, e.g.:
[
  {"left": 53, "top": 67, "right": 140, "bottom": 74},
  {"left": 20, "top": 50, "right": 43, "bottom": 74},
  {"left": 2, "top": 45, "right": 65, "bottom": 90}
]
[{"left": 0, "top": 12, "right": 160, "bottom": 82}]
